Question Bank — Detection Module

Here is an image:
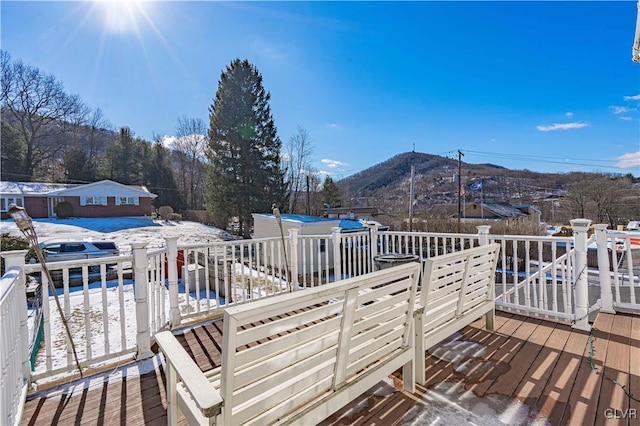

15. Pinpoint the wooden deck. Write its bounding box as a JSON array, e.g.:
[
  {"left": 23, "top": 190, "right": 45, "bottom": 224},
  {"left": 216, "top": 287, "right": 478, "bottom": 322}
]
[{"left": 20, "top": 311, "right": 639, "bottom": 425}]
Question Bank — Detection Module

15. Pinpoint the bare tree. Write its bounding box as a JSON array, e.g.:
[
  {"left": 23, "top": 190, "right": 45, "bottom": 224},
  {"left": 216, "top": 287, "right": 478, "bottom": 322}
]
[
  {"left": 84, "top": 107, "right": 114, "bottom": 172},
  {"left": 174, "top": 115, "right": 207, "bottom": 210},
  {"left": 284, "top": 126, "right": 314, "bottom": 212},
  {"left": 565, "top": 172, "right": 637, "bottom": 227},
  {"left": 1, "top": 52, "right": 87, "bottom": 180}
]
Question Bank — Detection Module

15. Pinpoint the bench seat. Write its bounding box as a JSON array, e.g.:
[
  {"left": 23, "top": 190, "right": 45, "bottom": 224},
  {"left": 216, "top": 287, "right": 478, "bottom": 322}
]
[
  {"left": 156, "top": 261, "right": 421, "bottom": 425},
  {"left": 414, "top": 243, "right": 501, "bottom": 385}
]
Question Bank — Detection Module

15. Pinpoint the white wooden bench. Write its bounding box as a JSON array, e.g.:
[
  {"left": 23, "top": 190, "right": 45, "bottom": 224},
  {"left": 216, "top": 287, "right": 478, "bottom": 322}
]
[
  {"left": 155, "top": 262, "right": 421, "bottom": 425},
  {"left": 414, "top": 243, "right": 501, "bottom": 385}
]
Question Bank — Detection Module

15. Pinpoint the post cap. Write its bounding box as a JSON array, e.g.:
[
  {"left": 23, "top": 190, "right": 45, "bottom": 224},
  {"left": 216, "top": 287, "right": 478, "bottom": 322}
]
[{"left": 569, "top": 218, "right": 592, "bottom": 231}]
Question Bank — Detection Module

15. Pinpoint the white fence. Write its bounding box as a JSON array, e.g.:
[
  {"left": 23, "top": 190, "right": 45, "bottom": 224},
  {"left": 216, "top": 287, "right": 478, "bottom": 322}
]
[
  {"left": 1, "top": 253, "right": 30, "bottom": 426},
  {"left": 1, "top": 219, "right": 639, "bottom": 390}
]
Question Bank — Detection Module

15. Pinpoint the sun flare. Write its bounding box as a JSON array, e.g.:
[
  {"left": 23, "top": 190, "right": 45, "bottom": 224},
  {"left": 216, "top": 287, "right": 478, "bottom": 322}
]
[{"left": 97, "top": 0, "right": 147, "bottom": 34}]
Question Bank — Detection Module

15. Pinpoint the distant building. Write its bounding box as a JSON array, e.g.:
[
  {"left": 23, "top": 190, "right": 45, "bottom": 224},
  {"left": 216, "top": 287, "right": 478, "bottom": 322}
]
[
  {"left": 320, "top": 206, "right": 378, "bottom": 219},
  {"left": 462, "top": 202, "right": 541, "bottom": 224},
  {"left": 0, "top": 180, "right": 157, "bottom": 219}
]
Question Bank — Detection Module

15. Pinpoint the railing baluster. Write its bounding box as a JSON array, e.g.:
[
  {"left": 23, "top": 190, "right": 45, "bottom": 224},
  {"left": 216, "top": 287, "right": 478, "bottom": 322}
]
[
  {"left": 101, "top": 263, "right": 109, "bottom": 356},
  {"left": 82, "top": 266, "right": 92, "bottom": 361},
  {"left": 525, "top": 240, "right": 531, "bottom": 308}
]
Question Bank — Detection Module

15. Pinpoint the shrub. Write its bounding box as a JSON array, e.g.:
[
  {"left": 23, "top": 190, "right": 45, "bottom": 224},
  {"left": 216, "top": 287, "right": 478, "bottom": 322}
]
[
  {"left": 170, "top": 213, "right": 182, "bottom": 222},
  {"left": 54, "top": 201, "right": 74, "bottom": 219},
  {"left": 158, "top": 205, "right": 174, "bottom": 221}
]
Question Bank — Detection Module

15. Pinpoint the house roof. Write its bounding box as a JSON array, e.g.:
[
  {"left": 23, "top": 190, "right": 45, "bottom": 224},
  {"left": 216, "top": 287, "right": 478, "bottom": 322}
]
[
  {"left": 255, "top": 213, "right": 366, "bottom": 231},
  {"left": 475, "top": 202, "right": 527, "bottom": 218},
  {"left": 512, "top": 204, "right": 542, "bottom": 215},
  {"left": 0, "top": 180, "right": 157, "bottom": 198},
  {"left": 0, "top": 181, "right": 79, "bottom": 196}
]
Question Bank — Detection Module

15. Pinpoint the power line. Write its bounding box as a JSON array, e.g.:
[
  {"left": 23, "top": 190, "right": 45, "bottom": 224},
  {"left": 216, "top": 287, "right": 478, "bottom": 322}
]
[{"left": 462, "top": 149, "right": 629, "bottom": 171}]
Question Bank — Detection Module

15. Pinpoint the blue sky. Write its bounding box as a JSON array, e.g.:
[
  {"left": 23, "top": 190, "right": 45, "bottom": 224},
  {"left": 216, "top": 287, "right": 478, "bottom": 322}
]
[{"left": 2, "top": 1, "right": 639, "bottom": 178}]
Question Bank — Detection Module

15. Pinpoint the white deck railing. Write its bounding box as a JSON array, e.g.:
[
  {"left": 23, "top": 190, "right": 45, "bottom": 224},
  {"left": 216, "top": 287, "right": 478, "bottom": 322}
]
[
  {"left": 1, "top": 253, "right": 30, "bottom": 426},
  {"left": 1, "top": 219, "right": 639, "bottom": 388}
]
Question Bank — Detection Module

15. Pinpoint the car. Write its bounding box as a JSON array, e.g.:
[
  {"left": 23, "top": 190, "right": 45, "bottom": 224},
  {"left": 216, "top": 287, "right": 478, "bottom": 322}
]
[{"left": 39, "top": 241, "right": 120, "bottom": 262}]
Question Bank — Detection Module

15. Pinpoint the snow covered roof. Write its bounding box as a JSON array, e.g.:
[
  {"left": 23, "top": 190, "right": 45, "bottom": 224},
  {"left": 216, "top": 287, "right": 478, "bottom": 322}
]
[
  {"left": 0, "top": 181, "right": 80, "bottom": 196},
  {"left": 1, "top": 180, "right": 157, "bottom": 198}
]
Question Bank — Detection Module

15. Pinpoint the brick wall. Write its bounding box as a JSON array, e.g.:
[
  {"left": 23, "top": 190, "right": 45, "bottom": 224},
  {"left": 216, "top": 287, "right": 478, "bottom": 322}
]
[{"left": 63, "top": 197, "right": 154, "bottom": 218}]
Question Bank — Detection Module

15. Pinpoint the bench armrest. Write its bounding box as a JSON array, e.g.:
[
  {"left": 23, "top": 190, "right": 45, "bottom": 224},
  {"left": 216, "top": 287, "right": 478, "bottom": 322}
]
[{"left": 155, "top": 331, "right": 223, "bottom": 418}]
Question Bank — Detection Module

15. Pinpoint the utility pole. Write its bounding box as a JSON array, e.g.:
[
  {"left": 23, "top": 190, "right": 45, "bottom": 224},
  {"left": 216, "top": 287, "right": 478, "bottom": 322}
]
[
  {"left": 409, "top": 165, "right": 415, "bottom": 231},
  {"left": 457, "top": 149, "right": 464, "bottom": 232},
  {"left": 306, "top": 174, "right": 311, "bottom": 215}
]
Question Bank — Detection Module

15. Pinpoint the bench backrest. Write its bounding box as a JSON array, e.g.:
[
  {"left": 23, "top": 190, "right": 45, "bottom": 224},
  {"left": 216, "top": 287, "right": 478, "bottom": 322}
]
[
  {"left": 220, "top": 261, "right": 420, "bottom": 425},
  {"left": 419, "top": 243, "right": 501, "bottom": 330}
]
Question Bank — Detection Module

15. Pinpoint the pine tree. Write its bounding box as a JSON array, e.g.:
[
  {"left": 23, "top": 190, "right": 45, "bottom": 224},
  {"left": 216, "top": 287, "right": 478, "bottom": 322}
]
[
  {"left": 206, "top": 59, "right": 286, "bottom": 237},
  {"left": 147, "top": 142, "right": 184, "bottom": 212},
  {"left": 323, "top": 176, "right": 342, "bottom": 208},
  {"left": 63, "top": 147, "right": 95, "bottom": 182}
]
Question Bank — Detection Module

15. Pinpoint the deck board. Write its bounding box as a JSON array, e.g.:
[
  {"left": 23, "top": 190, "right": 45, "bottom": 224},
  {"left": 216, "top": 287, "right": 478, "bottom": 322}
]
[
  {"left": 595, "top": 314, "right": 631, "bottom": 425},
  {"left": 564, "top": 312, "right": 614, "bottom": 425},
  {"left": 20, "top": 311, "right": 638, "bottom": 425}
]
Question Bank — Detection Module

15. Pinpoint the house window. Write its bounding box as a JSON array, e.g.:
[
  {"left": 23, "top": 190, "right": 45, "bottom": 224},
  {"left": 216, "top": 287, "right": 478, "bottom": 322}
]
[
  {"left": 81, "top": 196, "right": 106, "bottom": 206},
  {"left": 1, "top": 197, "right": 24, "bottom": 212},
  {"left": 117, "top": 196, "right": 138, "bottom": 206}
]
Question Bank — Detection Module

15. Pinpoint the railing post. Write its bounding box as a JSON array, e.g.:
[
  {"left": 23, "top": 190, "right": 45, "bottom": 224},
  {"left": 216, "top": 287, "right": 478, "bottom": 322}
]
[
  {"left": 593, "top": 224, "right": 615, "bottom": 314},
  {"left": 132, "top": 242, "right": 153, "bottom": 359},
  {"left": 477, "top": 225, "right": 492, "bottom": 246},
  {"left": 365, "top": 222, "right": 379, "bottom": 272},
  {"left": 288, "top": 228, "right": 300, "bottom": 290},
  {"left": 332, "top": 227, "right": 342, "bottom": 281},
  {"left": 570, "top": 218, "right": 592, "bottom": 331},
  {"left": 165, "top": 236, "right": 181, "bottom": 328},
  {"left": 3, "top": 251, "right": 31, "bottom": 381}
]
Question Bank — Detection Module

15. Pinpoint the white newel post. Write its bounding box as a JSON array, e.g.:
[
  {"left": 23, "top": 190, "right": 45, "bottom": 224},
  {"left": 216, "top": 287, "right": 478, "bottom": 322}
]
[
  {"left": 570, "top": 218, "right": 592, "bottom": 331},
  {"left": 477, "top": 225, "right": 492, "bottom": 246},
  {"left": 3, "top": 251, "right": 31, "bottom": 381},
  {"left": 593, "top": 224, "right": 615, "bottom": 314},
  {"left": 331, "top": 227, "right": 342, "bottom": 281},
  {"left": 288, "top": 228, "right": 300, "bottom": 290},
  {"left": 132, "top": 242, "right": 153, "bottom": 359},
  {"left": 165, "top": 236, "right": 181, "bottom": 328}
]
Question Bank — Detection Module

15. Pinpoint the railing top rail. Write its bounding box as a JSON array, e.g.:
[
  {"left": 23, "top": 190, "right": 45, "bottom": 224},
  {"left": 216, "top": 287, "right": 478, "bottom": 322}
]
[
  {"left": 606, "top": 230, "right": 640, "bottom": 237},
  {"left": 177, "top": 236, "right": 286, "bottom": 250},
  {"left": 23, "top": 254, "right": 133, "bottom": 274},
  {"left": 489, "top": 235, "right": 573, "bottom": 243},
  {"left": 379, "top": 230, "right": 478, "bottom": 239},
  {"left": 299, "top": 233, "right": 336, "bottom": 239},
  {"left": 147, "top": 247, "right": 167, "bottom": 256}
]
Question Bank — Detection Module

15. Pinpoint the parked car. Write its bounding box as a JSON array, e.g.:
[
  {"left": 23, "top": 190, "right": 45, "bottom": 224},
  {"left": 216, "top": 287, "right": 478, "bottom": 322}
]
[{"left": 39, "top": 241, "right": 120, "bottom": 262}]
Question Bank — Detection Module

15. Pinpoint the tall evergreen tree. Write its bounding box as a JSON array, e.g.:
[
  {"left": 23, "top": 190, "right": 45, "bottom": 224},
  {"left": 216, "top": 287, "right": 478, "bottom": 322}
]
[
  {"left": 105, "top": 127, "right": 144, "bottom": 184},
  {"left": 323, "top": 176, "right": 342, "bottom": 208},
  {"left": 147, "top": 142, "right": 184, "bottom": 211},
  {"left": 63, "top": 147, "right": 94, "bottom": 182},
  {"left": 206, "top": 59, "right": 286, "bottom": 237}
]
